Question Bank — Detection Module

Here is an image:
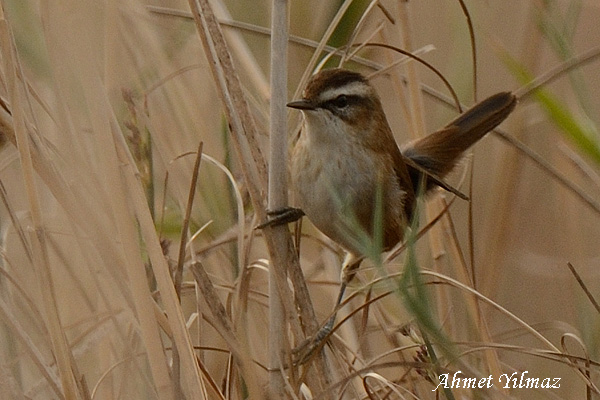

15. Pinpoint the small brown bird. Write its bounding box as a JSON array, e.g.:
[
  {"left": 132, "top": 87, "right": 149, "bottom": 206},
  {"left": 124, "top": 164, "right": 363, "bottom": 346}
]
[
  {"left": 287, "top": 68, "right": 516, "bottom": 280},
  {"left": 264, "top": 68, "right": 516, "bottom": 354}
]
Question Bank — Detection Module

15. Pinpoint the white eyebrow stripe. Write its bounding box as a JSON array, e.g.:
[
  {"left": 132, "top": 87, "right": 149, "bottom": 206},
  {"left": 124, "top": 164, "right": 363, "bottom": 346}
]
[{"left": 319, "top": 81, "right": 372, "bottom": 102}]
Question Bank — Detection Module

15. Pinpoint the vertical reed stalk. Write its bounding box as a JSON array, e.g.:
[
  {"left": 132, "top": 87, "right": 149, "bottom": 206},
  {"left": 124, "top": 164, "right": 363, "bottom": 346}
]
[{"left": 268, "top": 0, "right": 289, "bottom": 396}]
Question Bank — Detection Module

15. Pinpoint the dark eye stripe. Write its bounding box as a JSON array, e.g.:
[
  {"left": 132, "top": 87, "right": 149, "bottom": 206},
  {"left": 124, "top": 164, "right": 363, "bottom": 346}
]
[{"left": 321, "top": 95, "right": 361, "bottom": 111}]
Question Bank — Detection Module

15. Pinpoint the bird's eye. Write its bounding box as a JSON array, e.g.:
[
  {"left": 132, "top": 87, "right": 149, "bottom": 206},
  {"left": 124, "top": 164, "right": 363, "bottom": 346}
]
[{"left": 332, "top": 95, "right": 349, "bottom": 108}]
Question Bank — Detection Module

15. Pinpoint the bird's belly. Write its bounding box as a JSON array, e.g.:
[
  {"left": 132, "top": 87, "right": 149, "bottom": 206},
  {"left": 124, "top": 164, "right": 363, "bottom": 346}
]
[{"left": 292, "top": 140, "right": 390, "bottom": 254}]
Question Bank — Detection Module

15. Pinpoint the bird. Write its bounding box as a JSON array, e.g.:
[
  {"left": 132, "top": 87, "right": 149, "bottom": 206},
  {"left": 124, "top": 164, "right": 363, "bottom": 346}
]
[{"left": 263, "top": 68, "right": 516, "bottom": 360}]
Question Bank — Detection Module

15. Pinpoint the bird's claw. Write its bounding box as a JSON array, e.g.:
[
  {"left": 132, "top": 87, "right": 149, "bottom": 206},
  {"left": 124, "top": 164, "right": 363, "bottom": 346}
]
[
  {"left": 256, "top": 207, "right": 305, "bottom": 229},
  {"left": 291, "top": 315, "right": 336, "bottom": 366}
]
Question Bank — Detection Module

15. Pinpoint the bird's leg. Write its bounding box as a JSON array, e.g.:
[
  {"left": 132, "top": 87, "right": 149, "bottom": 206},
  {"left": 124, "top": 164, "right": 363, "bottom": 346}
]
[
  {"left": 256, "top": 207, "right": 305, "bottom": 229},
  {"left": 292, "top": 254, "right": 364, "bottom": 365},
  {"left": 292, "top": 282, "right": 347, "bottom": 365}
]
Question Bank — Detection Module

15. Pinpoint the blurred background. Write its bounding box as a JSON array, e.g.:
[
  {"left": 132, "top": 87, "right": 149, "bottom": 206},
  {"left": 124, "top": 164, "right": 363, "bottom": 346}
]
[{"left": 0, "top": 0, "right": 598, "bottom": 398}]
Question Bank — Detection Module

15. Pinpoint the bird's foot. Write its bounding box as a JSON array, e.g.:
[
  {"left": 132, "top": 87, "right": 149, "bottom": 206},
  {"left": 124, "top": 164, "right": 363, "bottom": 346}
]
[
  {"left": 256, "top": 207, "right": 305, "bottom": 229},
  {"left": 291, "top": 282, "right": 347, "bottom": 365},
  {"left": 292, "top": 314, "right": 336, "bottom": 366}
]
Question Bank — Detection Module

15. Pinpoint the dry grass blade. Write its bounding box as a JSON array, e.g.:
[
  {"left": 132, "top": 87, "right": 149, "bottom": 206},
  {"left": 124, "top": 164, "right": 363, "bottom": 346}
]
[
  {"left": 566, "top": 262, "right": 600, "bottom": 314},
  {"left": 171, "top": 141, "right": 204, "bottom": 399},
  {"left": 146, "top": 6, "right": 385, "bottom": 71},
  {"left": 422, "top": 270, "right": 600, "bottom": 394},
  {"left": 492, "top": 128, "right": 600, "bottom": 215},
  {"left": 422, "top": 270, "right": 558, "bottom": 351},
  {"left": 456, "top": 0, "right": 478, "bottom": 101},
  {"left": 0, "top": 10, "right": 83, "bottom": 399},
  {"left": 0, "top": 12, "right": 183, "bottom": 400},
  {"left": 196, "top": 357, "right": 227, "bottom": 400},
  {"left": 362, "top": 372, "right": 405, "bottom": 398},
  {"left": 114, "top": 125, "right": 206, "bottom": 397},
  {"left": 367, "top": 44, "right": 436, "bottom": 80},
  {"left": 174, "top": 141, "right": 204, "bottom": 298},
  {"left": 342, "top": 0, "right": 389, "bottom": 64},
  {"left": 71, "top": 50, "right": 177, "bottom": 397},
  {"left": 365, "top": 42, "right": 462, "bottom": 113},
  {"left": 560, "top": 333, "right": 596, "bottom": 398},
  {"left": 396, "top": 0, "right": 426, "bottom": 140},
  {"left": 294, "top": 0, "right": 355, "bottom": 97},
  {"left": 0, "top": 298, "right": 63, "bottom": 398},
  {"left": 186, "top": 0, "right": 267, "bottom": 201},
  {"left": 191, "top": 261, "right": 259, "bottom": 397},
  {"left": 513, "top": 47, "right": 600, "bottom": 100},
  {"left": 0, "top": 180, "right": 31, "bottom": 261},
  {"left": 440, "top": 195, "right": 505, "bottom": 393}
]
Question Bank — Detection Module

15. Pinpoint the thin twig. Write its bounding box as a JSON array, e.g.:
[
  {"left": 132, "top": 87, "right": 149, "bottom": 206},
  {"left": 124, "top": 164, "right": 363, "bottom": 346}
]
[
  {"left": 0, "top": 180, "right": 32, "bottom": 261},
  {"left": 364, "top": 42, "right": 463, "bottom": 118},
  {"left": 566, "top": 262, "right": 600, "bottom": 314},
  {"left": 492, "top": 129, "right": 600, "bottom": 215},
  {"left": 174, "top": 141, "right": 204, "bottom": 298},
  {"left": 456, "top": 0, "right": 478, "bottom": 101},
  {"left": 146, "top": 6, "right": 384, "bottom": 71},
  {"left": 343, "top": 0, "right": 387, "bottom": 63},
  {"left": 514, "top": 46, "right": 600, "bottom": 99},
  {"left": 293, "top": 0, "right": 355, "bottom": 100},
  {"left": 172, "top": 141, "right": 203, "bottom": 399}
]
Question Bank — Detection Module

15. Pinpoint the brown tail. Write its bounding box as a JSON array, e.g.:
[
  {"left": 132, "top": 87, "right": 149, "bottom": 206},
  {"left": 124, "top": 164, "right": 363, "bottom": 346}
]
[{"left": 402, "top": 91, "right": 517, "bottom": 191}]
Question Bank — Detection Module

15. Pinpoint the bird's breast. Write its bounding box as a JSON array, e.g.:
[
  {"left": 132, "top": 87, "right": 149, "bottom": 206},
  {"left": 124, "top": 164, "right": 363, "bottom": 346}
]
[{"left": 291, "top": 131, "right": 406, "bottom": 254}]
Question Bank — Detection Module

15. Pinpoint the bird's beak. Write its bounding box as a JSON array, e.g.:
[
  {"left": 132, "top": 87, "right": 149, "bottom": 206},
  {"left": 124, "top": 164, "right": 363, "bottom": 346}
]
[{"left": 286, "top": 99, "right": 316, "bottom": 110}]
